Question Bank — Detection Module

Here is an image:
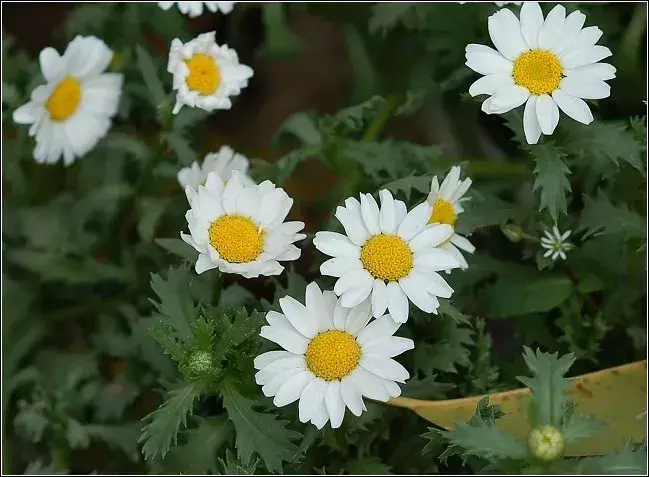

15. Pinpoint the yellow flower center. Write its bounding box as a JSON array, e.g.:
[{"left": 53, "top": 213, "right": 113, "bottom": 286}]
[
  {"left": 185, "top": 54, "right": 221, "bottom": 95},
  {"left": 360, "top": 234, "right": 413, "bottom": 282},
  {"left": 428, "top": 198, "right": 457, "bottom": 227},
  {"left": 208, "top": 215, "right": 264, "bottom": 263},
  {"left": 305, "top": 330, "right": 361, "bottom": 381},
  {"left": 46, "top": 76, "right": 82, "bottom": 121},
  {"left": 513, "top": 50, "right": 563, "bottom": 95}
]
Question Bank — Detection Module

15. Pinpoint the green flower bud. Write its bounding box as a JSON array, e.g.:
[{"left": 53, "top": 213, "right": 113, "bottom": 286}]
[
  {"left": 501, "top": 223, "right": 523, "bottom": 242},
  {"left": 528, "top": 425, "right": 565, "bottom": 462},
  {"left": 188, "top": 350, "right": 213, "bottom": 375}
]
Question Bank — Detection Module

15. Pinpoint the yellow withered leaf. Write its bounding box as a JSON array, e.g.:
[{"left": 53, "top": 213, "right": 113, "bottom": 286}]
[{"left": 388, "top": 360, "right": 647, "bottom": 456}]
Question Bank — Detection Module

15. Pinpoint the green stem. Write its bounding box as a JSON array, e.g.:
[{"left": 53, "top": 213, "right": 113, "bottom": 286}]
[
  {"left": 213, "top": 271, "right": 223, "bottom": 307},
  {"left": 564, "top": 264, "right": 600, "bottom": 317},
  {"left": 362, "top": 93, "right": 403, "bottom": 142},
  {"left": 51, "top": 440, "right": 69, "bottom": 472}
]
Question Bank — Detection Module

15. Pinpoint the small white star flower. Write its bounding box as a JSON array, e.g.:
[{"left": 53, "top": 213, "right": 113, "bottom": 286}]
[
  {"left": 158, "top": 1, "right": 235, "bottom": 18},
  {"left": 12, "top": 35, "right": 123, "bottom": 165},
  {"left": 427, "top": 166, "right": 476, "bottom": 271},
  {"left": 177, "top": 145, "right": 255, "bottom": 191},
  {"left": 314, "top": 190, "right": 463, "bottom": 323},
  {"left": 466, "top": 2, "right": 616, "bottom": 144},
  {"left": 255, "top": 282, "right": 414, "bottom": 429},
  {"left": 167, "top": 31, "right": 253, "bottom": 115},
  {"left": 540, "top": 225, "right": 573, "bottom": 261},
  {"left": 181, "top": 171, "right": 305, "bottom": 278}
]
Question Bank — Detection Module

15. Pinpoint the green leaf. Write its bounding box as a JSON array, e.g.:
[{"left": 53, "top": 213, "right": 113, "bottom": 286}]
[
  {"left": 137, "top": 197, "right": 170, "bottom": 242},
  {"left": 579, "top": 191, "right": 646, "bottom": 241},
  {"left": 412, "top": 315, "right": 473, "bottom": 374},
  {"left": 155, "top": 238, "right": 199, "bottom": 262},
  {"left": 346, "top": 457, "right": 393, "bottom": 475},
  {"left": 14, "top": 403, "right": 48, "bottom": 443},
  {"left": 368, "top": 3, "right": 428, "bottom": 35},
  {"left": 139, "top": 382, "right": 202, "bottom": 460},
  {"left": 150, "top": 266, "right": 196, "bottom": 345},
  {"left": 574, "top": 445, "right": 647, "bottom": 474},
  {"left": 441, "top": 422, "right": 529, "bottom": 461},
  {"left": 162, "top": 132, "right": 199, "bottom": 166},
  {"left": 516, "top": 347, "right": 575, "bottom": 427},
  {"left": 258, "top": 3, "right": 306, "bottom": 59},
  {"left": 342, "top": 26, "right": 379, "bottom": 102},
  {"left": 274, "top": 112, "right": 322, "bottom": 147},
  {"left": 65, "top": 418, "right": 90, "bottom": 449},
  {"left": 173, "top": 108, "right": 209, "bottom": 132},
  {"left": 250, "top": 146, "right": 319, "bottom": 185},
  {"left": 100, "top": 132, "right": 151, "bottom": 161},
  {"left": 221, "top": 381, "right": 301, "bottom": 473},
  {"left": 561, "top": 413, "right": 606, "bottom": 444},
  {"left": 135, "top": 44, "right": 166, "bottom": 106},
  {"left": 85, "top": 424, "right": 142, "bottom": 461},
  {"left": 320, "top": 95, "right": 387, "bottom": 136},
  {"left": 482, "top": 275, "right": 574, "bottom": 318},
  {"left": 382, "top": 173, "right": 431, "bottom": 201},
  {"left": 401, "top": 374, "right": 453, "bottom": 399},
  {"left": 213, "top": 309, "right": 265, "bottom": 362},
  {"left": 217, "top": 449, "right": 260, "bottom": 475},
  {"left": 532, "top": 143, "right": 571, "bottom": 222}
]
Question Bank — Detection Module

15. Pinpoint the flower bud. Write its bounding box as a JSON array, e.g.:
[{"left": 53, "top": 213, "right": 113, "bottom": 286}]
[
  {"left": 501, "top": 223, "right": 523, "bottom": 242},
  {"left": 187, "top": 350, "right": 213, "bottom": 375},
  {"left": 528, "top": 425, "right": 565, "bottom": 462}
]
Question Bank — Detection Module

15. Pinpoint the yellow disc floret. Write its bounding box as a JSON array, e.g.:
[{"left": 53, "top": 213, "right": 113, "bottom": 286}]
[
  {"left": 428, "top": 198, "right": 457, "bottom": 227},
  {"left": 305, "top": 330, "right": 361, "bottom": 381},
  {"left": 46, "top": 76, "right": 82, "bottom": 121},
  {"left": 208, "top": 214, "right": 263, "bottom": 263},
  {"left": 185, "top": 54, "right": 221, "bottom": 95},
  {"left": 513, "top": 50, "right": 563, "bottom": 95},
  {"left": 360, "top": 234, "right": 413, "bottom": 282}
]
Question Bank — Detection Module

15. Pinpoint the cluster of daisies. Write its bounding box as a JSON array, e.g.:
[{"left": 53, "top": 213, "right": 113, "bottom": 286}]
[{"left": 11, "top": 1, "right": 586, "bottom": 428}]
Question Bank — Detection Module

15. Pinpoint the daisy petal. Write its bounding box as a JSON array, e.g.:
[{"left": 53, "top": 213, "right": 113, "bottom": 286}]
[
  {"left": 537, "top": 4, "right": 566, "bottom": 51},
  {"left": 561, "top": 45, "right": 612, "bottom": 69},
  {"left": 552, "top": 89, "right": 593, "bottom": 125},
  {"left": 274, "top": 371, "right": 314, "bottom": 407},
  {"left": 488, "top": 8, "right": 528, "bottom": 60},
  {"left": 371, "top": 279, "right": 389, "bottom": 319},
  {"left": 465, "top": 44, "right": 514, "bottom": 75},
  {"left": 299, "top": 377, "right": 327, "bottom": 423},
  {"left": 279, "top": 295, "right": 317, "bottom": 339},
  {"left": 259, "top": 325, "right": 309, "bottom": 354},
  {"left": 361, "top": 356, "right": 409, "bottom": 383},
  {"left": 340, "top": 377, "right": 364, "bottom": 417},
  {"left": 519, "top": 1, "right": 544, "bottom": 49},
  {"left": 387, "top": 282, "right": 409, "bottom": 323},
  {"left": 488, "top": 85, "right": 530, "bottom": 114},
  {"left": 536, "top": 94, "right": 560, "bottom": 135},
  {"left": 356, "top": 315, "right": 400, "bottom": 346},
  {"left": 397, "top": 201, "right": 432, "bottom": 242},
  {"left": 325, "top": 381, "right": 345, "bottom": 429},
  {"left": 523, "top": 96, "right": 542, "bottom": 145},
  {"left": 468, "top": 73, "right": 514, "bottom": 97},
  {"left": 559, "top": 76, "right": 610, "bottom": 100}
]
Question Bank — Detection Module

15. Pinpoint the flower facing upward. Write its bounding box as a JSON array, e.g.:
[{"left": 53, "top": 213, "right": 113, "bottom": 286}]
[
  {"left": 427, "top": 166, "right": 475, "bottom": 271},
  {"left": 540, "top": 225, "right": 573, "bottom": 261},
  {"left": 466, "top": 2, "right": 616, "bottom": 144},
  {"left": 181, "top": 171, "right": 305, "bottom": 278},
  {"left": 157, "top": 2, "right": 235, "bottom": 18},
  {"left": 255, "top": 282, "right": 414, "bottom": 429},
  {"left": 177, "top": 145, "right": 255, "bottom": 191},
  {"left": 314, "top": 190, "right": 462, "bottom": 323},
  {"left": 167, "top": 31, "right": 253, "bottom": 115},
  {"left": 12, "top": 35, "right": 123, "bottom": 165}
]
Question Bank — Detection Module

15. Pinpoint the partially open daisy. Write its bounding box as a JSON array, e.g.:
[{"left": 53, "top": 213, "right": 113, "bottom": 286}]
[
  {"left": 12, "top": 35, "right": 123, "bottom": 165},
  {"left": 427, "top": 166, "right": 476, "bottom": 270},
  {"left": 466, "top": 2, "right": 616, "bottom": 144},
  {"left": 167, "top": 31, "right": 253, "bottom": 115},
  {"left": 177, "top": 145, "right": 255, "bottom": 191},
  {"left": 255, "top": 282, "right": 414, "bottom": 429},
  {"left": 158, "top": 1, "right": 235, "bottom": 18},
  {"left": 314, "top": 190, "right": 462, "bottom": 323},
  {"left": 181, "top": 171, "right": 305, "bottom": 278},
  {"left": 540, "top": 225, "right": 573, "bottom": 261}
]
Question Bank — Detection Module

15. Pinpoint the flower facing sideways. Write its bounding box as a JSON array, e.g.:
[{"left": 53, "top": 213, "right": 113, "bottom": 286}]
[
  {"left": 12, "top": 35, "right": 123, "bottom": 165},
  {"left": 181, "top": 171, "right": 305, "bottom": 278},
  {"left": 167, "top": 31, "right": 253, "bottom": 114},
  {"left": 158, "top": 1, "right": 235, "bottom": 18},
  {"left": 540, "top": 225, "right": 573, "bottom": 261},
  {"left": 427, "top": 166, "right": 476, "bottom": 271},
  {"left": 466, "top": 2, "right": 616, "bottom": 144},
  {"left": 314, "top": 190, "right": 462, "bottom": 323},
  {"left": 255, "top": 282, "right": 414, "bottom": 429},
  {"left": 177, "top": 145, "right": 255, "bottom": 191}
]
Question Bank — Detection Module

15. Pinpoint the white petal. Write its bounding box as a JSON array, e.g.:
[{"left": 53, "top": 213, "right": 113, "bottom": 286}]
[
  {"left": 314, "top": 232, "right": 360, "bottom": 259},
  {"left": 13, "top": 102, "right": 41, "bottom": 124},
  {"left": 565, "top": 63, "right": 616, "bottom": 81},
  {"left": 299, "top": 377, "right": 327, "bottom": 423},
  {"left": 450, "top": 234, "right": 476, "bottom": 254},
  {"left": 39, "top": 47, "right": 64, "bottom": 82},
  {"left": 488, "top": 9, "right": 528, "bottom": 60},
  {"left": 360, "top": 356, "right": 409, "bottom": 383},
  {"left": 333, "top": 297, "right": 350, "bottom": 330},
  {"left": 363, "top": 336, "right": 414, "bottom": 358},
  {"left": 387, "top": 282, "right": 409, "bottom": 323},
  {"left": 409, "top": 224, "right": 454, "bottom": 251},
  {"left": 334, "top": 269, "right": 374, "bottom": 298},
  {"left": 262, "top": 368, "right": 301, "bottom": 397},
  {"left": 519, "top": 1, "right": 544, "bottom": 49},
  {"left": 426, "top": 272, "right": 455, "bottom": 298},
  {"left": 340, "top": 377, "right": 364, "bottom": 417},
  {"left": 360, "top": 193, "right": 381, "bottom": 236},
  {"left": 552, "top": 89, "right": 593, "bottom": 125},
  {"left": 565, "top": 26, "right": 602, "bottom": 52},
  {"left": 561, "top": 45, "right": 612, "bottom": 69},
  {"left": 254, "top": 350, "right": 293, "bottom": 370},
  {"left": 371, "top": 279, "right": 389, "bottom": 319},
  {"left": 381, "top": 377, "right": 402, "bottom": 398},
  {"left": 256, "top": 356, "right": 306, "bottom": 386},
  {"left": 415, "top": 249, "right": 462, "bottom": 271},
  {"left": 306, "top": 282, "right": 334, "bottom": 332},
  {"left": 279, "top": 296, "right": 317, "bottom": 339},
  {"left": 344, "top": 296, "right": 373, "bottom": 336},
  {"left": 356, "top": 315, "right": 400, "bottom": 346},
  {"left": 347, "top": 367, "right": 390, "bottom": 402},
  {"left": 310, "top": 401, "right": 330, "bottom": 429},
  {"left": 523, "top": 96, "right": 542, "bottom": 145},
  {"left": 438, "top": 166, "right": 461, "bottom": 200},
  {"left": 259, "top": 325, "right": 309, "bottom": 354},
  {"left": 468, "top": 73, "right": 513, "bottom": 97},
  {"left": 537, "top": 4, "right": 566, "bottom": 50},
  {"left": 340, "top": 283, "right": 374, "bottom": 309},
  {"left": 274, "top": 371, "right": 314, "bottom": 407},
  {"left": 536, "top": 94, "right": 560, "bottom": 135},
  {"left": 320, "top": 257, "right": 363, "bottom": 278},
  {"left": 555, "top": 11, "right": 586, "bottom": 56},
  {"left": 335, "top": 206, "right": 369, "bottom": 246},
  {"left": 325, "top": 381, "right": 345, "bottom": 429},
  {"left": 559, "top": 76, "right": 610, "bottom": 100},
  {"left": 465, "top": 44, "right": 513, "bottom": 75},
  {"left": 397, "top": 202, "right": 432, "bottom": 242},
  {"left": 399, "top": 276, "right": 439, "bottom": 313},
  {"left": 378, "top": 189, "right": 397, "bottom": 234},
  {"left": 195, "top": 254, "right": 218, "bottom": 274},
  {"left": 488, "top": 85, "right": 530, "bottom": 114}
]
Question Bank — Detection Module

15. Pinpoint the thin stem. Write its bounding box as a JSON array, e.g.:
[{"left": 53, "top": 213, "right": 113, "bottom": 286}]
[
  {"left": 362, "top": 93, "right": 403, "bottom": 143},
  {"left": 564, "top": 264, "right": 600, "bottom": 317}
]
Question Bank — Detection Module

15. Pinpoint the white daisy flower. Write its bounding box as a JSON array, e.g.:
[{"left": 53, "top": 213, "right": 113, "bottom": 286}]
[
  {"left": 12, "top": 35, "right": 123, "bottom": 165},
  {"left": 158, "top": 1, "right": 235, "bottom": 18},
  {"left": 313, "top": 190, "right": 463, "bottom": 323},
  {"left": 466, "top": 2, "right": 616, "bottom": 144},
  {"left": 167, "top": 31, "right": 253, "bottom": 115},
  {"left": 177, "top": 145, "right": 255, "bottom": 191},
  {"left": 540, "top": 225, "right": 573, "bottom": 261},
  {"left": 427, "top": 166, "right": 476, "bottom": 271},
  {"left": 255, "top": 282, "right": 415, "bottom": 429},
  {"left": 181, "top": 170, "right": 305, "bottom": 278}
]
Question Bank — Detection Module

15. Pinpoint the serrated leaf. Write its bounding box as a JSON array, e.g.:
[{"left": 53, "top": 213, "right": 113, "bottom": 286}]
[
  {"left": 214, "top": 309, "right": 265, "bottom": 361},
  {"left": 135, "top": 44, "right": 165, "bottom": 106},
  {"left": 441, "top": 422, "right": 529, "bottom": 461},
  {"left": 320, "top": 95, "right": 387, "bottom": 135},
  {"left": 346, "top": 457, "right": 393, "bottom": 475},
  {"left": 382, "top": 173, "right": 431, "bottom": 201},
  {"left": 162, "top": 132, "right": 198, "bottom": 166},
  {"left": 149, "top": 266, "right": 195, "bottom": 345},
  {"left": 401, "top": 374, "right": 454, "bottom": 399},
  {"left": 413, "top": 316, "right": 473, "bottom": 374},
  {"left": 516, "top": 347, "right": 575, "bottom": 428},
  {"left": 574, "top": 445, "right": 647, "bottom": 474},
  {"left": 139, "top": 382, "right": 201, "bottom": 460},
  {"left": 221, "top": 381, "right": 301, "bottom": 473},
  {"left": 155, "top": 238, "right": 199, "bottom": 262},
  {"left": 579, "top": 191, "right": 646, "bottom": 241},
  {"left": 532, "top": 143, "right": 571, "bottom": 222},
  {"left": 137, "top": 197, "right": 170, "bottom": 242},
  {"left": 561, "top": 413, "right": 606, "bottom": 444},
  {"left": 250, "top": 146, "right": 319, "bottom": 185}
]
